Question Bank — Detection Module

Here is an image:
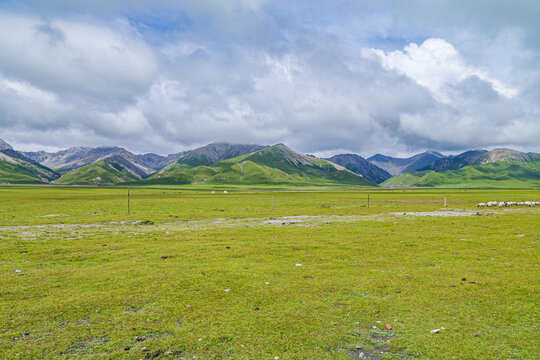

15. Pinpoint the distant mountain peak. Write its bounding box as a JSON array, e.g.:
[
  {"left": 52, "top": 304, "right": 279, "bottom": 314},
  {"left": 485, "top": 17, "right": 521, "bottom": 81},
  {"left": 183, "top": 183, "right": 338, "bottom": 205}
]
[
  {"left": 173, "top": 142, "right": 267, "bottom": 168},
  {"left": 0, "top": 138, "right": 13, "bottom": 151},
  {"left": 367, "top": 151, "right": 447, "bottom": 176}
]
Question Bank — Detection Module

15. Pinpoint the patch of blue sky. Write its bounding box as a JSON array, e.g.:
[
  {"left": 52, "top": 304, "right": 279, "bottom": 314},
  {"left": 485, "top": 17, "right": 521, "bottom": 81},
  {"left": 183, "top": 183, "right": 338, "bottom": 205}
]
[
  {"left": 366, "top": 35, "right": 422, "bottom": 51},
  {"left": 126, "top": 11, "right": 194, "bottom": 44}
]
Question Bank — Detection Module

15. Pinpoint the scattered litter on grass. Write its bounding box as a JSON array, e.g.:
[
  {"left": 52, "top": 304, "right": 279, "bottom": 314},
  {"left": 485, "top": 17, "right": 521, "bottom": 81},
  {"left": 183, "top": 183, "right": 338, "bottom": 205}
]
[
  {"left": 14, "top": 270, "right": 21, "bottom": 273},
  {"left": 517, "top": 234, "right": 525, "bottom": 237},
  {"left": 386, "top": 324, "right": 392, "bottom": 330},
  {"left": 224, "top": 289, "right": 230, "bottom": 292},
  {"left": 265, "top": 282, "right": 270, "bottom": 285},
  {"left": 295, "top": 264, "right": 302, "bottom": 267},
  {"left": 430, "top": 329, "right": 441, "bottom": 334}
]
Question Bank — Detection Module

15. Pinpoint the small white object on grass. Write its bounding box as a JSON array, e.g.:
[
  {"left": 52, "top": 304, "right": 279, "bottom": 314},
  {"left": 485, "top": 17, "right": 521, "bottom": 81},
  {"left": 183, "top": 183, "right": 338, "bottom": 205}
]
[
  {"left": 265, "top": 282, "right": 270, "bottom": 285},
  {"left": 430, "top": 329, "right": 441, "bottom": 334},
  {"left": 295, "top": 264, "right": 302, "bottom": 267},
  {"left": 224, "top": 289, "right": 230, "bottom": 292},
  {"left": 223, "top": 191, "right": 228, "bottom": 193},
  {"left": 14, "top": 270, "right": 21, "bottom": 273}
]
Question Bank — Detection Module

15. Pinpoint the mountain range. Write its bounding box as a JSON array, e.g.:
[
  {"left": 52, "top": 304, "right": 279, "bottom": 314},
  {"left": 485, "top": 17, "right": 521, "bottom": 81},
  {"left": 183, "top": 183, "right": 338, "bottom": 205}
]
[
  {"left": 1, "top": 138, "right": 539, "bottom": 188},
  {"left": 147, "top": 144, "right": 374, "bottom": 187},
  {"left": 367, "top": 151, "right": 446, "bottom": 176}
]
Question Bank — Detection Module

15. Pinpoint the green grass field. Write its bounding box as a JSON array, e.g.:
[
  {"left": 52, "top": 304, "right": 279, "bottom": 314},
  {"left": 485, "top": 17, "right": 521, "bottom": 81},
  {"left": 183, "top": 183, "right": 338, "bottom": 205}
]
[{"left": 0, "top": 186, "right": 539, "bottom": 359}]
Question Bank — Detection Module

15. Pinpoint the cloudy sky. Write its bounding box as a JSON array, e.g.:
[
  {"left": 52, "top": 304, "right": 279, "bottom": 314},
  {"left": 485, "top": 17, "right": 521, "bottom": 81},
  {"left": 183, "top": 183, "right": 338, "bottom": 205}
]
[{"left": 1, "top": 0, "right": 539, "bottom": 157}]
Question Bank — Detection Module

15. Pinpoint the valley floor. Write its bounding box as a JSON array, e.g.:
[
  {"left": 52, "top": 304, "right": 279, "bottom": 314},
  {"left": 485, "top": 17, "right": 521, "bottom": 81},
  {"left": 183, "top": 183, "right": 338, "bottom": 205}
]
[{"left": 0, "top": 187, "right": 538, "bottom": 359}]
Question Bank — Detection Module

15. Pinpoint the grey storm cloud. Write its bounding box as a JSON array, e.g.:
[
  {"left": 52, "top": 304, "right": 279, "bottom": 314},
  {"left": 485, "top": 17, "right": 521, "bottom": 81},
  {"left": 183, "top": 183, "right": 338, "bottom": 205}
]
[{"left": 0, "top": 0, "right": 539, "bottom": 156}]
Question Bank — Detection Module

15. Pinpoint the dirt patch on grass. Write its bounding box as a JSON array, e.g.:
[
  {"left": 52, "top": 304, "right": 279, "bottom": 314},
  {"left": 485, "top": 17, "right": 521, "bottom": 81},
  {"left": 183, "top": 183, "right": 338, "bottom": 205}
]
[
  {"left": 345, "top": 327, "right": 415, "bottom": 360},
  {"left": 264, "top": 219, "right": 304, "bottom": 225},
  {"left": 388, "top": 210, "right": 476, "bottom": 217}
]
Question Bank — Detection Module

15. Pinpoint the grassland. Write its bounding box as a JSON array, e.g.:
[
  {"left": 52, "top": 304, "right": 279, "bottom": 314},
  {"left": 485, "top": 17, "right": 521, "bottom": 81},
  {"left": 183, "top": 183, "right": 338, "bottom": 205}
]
[{"left": 0, "top": 186, "right": 539, "bottom": 359}]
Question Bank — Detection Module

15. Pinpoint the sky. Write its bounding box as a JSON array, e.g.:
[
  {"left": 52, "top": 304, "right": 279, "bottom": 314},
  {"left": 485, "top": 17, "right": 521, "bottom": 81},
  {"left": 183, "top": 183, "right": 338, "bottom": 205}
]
[{"left": 0, "top": 0, "right": 539, "bottom": 157}]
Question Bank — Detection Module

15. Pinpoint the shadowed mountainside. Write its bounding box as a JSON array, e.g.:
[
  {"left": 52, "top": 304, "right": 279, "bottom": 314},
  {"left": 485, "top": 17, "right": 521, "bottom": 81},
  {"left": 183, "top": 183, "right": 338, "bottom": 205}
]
[{"left": 326, "top": 154, "right": 391, "bottom": 183}]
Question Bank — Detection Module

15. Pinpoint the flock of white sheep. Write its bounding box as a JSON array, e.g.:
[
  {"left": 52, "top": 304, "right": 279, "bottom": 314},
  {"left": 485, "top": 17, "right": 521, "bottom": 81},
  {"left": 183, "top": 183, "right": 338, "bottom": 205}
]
[{"left": 478, "top": 201, "right": 540, "bottom": 208}]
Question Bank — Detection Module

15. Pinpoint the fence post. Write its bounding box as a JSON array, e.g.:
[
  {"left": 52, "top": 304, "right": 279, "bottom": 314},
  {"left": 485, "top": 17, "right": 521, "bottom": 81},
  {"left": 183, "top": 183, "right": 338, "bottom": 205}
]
[{"left": 127, "top": 187, "right": 130, "bottom": 216}]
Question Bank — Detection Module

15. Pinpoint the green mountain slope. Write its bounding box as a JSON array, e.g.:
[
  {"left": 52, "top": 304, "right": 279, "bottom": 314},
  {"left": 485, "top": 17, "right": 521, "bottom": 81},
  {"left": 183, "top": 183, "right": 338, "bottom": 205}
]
[
  {"left": 166, "top": 142, "right": 267, "bottom": 169},
  {"left": 382, "top": 161, "right": 540, "bottom": 188},
  {"left": 422, "top": 148, "right": 540, "bottom": 172},
  {"left": 0, "top": 149, "right": 59, "bottom": 184},
  {"left": 54, "top": 159, "right": 142, "bottom": 185},
  {"left": 147, "top": 144, "right": 376, "bottom": 187}
]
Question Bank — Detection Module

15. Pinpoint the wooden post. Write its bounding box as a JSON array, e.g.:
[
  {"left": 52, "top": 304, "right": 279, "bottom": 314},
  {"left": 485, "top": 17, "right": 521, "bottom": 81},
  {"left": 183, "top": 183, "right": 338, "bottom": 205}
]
[
  {"left": 367, "top": 194, "right": 370, "bottom": 209},
  {"left": 127, "top": 187, "right": 130, "bottom": 216},
  {"left": 444, "top": 197, "right": 447, "bottom": 207}
]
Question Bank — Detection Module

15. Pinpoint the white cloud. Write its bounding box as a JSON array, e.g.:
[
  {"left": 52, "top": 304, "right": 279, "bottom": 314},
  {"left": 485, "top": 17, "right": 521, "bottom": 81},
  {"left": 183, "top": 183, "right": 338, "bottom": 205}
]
[
  {"left": 0, "top": 13, "right": 158, "bottom": 104},
  {"left": 362, "top": 38, "right": 518, "bottom": 103}
]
